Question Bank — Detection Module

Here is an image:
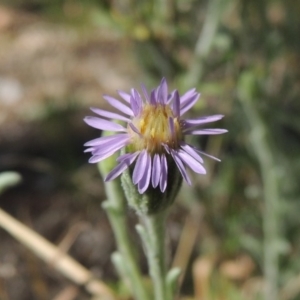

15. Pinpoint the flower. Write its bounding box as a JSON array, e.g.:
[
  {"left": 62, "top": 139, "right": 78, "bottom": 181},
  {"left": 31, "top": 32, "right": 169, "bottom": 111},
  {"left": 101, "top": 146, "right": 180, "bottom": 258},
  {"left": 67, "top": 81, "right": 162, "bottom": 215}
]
[{"left": 84, "top": 78, "right": 227, "bottom": 194}]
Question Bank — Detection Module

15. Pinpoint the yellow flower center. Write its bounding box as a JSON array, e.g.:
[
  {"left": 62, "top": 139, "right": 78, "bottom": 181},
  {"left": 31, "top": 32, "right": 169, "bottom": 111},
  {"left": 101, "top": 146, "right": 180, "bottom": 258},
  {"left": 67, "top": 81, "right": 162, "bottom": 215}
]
[{"left": 128, "top": 103, "right": 182, "bottom": 153}]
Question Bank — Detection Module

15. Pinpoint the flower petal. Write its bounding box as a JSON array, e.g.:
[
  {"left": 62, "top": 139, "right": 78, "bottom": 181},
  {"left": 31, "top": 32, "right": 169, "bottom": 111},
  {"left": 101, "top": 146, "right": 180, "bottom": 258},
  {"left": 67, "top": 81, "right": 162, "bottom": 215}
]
[
  {"left": 132, "top": 150, "right": 148, "bottom": 184},
  {"left": 130, "top": 95, "right": 139, "bottom": 117},
  {"left": 150, "top": 89, "right": 156, "bottom": 105},
  {"left": 184, "top": 128, "right": 228, "bottom": 135},
  {"left": 194, "top": 149, "right": 221, "bottom": 162},
  {"left": 141, "top": 84, "right": 150, "bottom": 103},
  {"left": 103, "top": 95, "right": 133, "bottom": 116},
  {"left": 90, "top": 107, "right": 130, "bottom": 122},
  {"left": 160, "top": 154, "right": 168, "bottom": 192},
  {"left": 134, "top": 89, "right": 143, "bottom": 113},
  {"left": 129, "top": 123, "right": 142, "bottom": 137},
  {"left": 180, "top": 93, "right": 200, "bottom": 115},
  {"left": 117, "top": 152, "right": 135, "bottom": 162},
  {"left": 88, "top": 140, "right": 127, "bottom": 163},
  {"left": 84, "top": 133, "right": 130, "bottom": 147},
  {"left": 170, "top": 150, "right": 192, "bottom": 185},
  {"left": 180, "top": 88, "right": 196, "bottom": 104},
  {"left": 84, "top": 116, "right": 126, "bottom": 132},
  {"left": 91, "top": 135, "right": 130, "bottom": 156},
  {"left": 152, "top": 154, "right": 161, "bottom": 188},
  {"left": 172, "top": 90, "right": 180, "bottom": 117},
  {"left": 167, "top": 90, "right": 176, "bottom": 104},
  {"left": 138, "top": 153, "right": 152, "bottom": 194},
  {"left": 182, "top": 114, "right": 224, "bottom": 127},
  {"left": 158, "top": 77, "right": 168, "bottom": 104},
  {"left": 84, "top": 147, "right": 95, "bottom": 153},
  {"left": 162, "top": 143, "right": 170, "bottom": 154},
  {"left": 177, "top": 150, "right": 206, "bottom": 174},
  {"left": 130, "top": 89, "right": 142, "bottom": 116},
  {"left": 117, "top": 90, "right": 131, "bottom": 102},
  {"left": 180, "top": 143, "right": 204, "bottom": 163},
  {"left": 105, "top": 152, "right": 139, "bottom": 181}
]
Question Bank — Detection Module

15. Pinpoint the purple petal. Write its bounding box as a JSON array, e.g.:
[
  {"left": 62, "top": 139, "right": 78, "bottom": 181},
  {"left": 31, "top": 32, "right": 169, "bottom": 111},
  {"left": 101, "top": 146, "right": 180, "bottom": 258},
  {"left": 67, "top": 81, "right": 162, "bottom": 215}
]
[
  {"left": 180, "top": 88, "right": 196, "bottom": 104},
  {"left": 167, "top": 90, "right": 176, "bottom": 104},
  {"left": 117, "top": 90, "right": 131, "bottom": 102},
  {"left": 130, "top": 95, "right": 140, "bottom": 116},
  {"left": 172, "top": 90, "right": 180, "bottom": 117},
  {"left": 160, "top": 154, "right": 168, "bottom": 192},
  {"left": 84, "top": 147, "right": 95, "bottom": 153},
  {"left": 105, "top": 152, "right": 139, "bottom": 181},
  {"left": 132, "top": 150, "right": 148, "bottom": 184},
  {"left": 162, "top": 143, "right": 170, "bottom": 154},
  {"left": 84, "top": 133, "right": 129, "bottom": 147},
  {"left": 180, "top": 143, "right": 204, "bottom": 163},
  {"left": 103, "top": 95, "right": 133, "bottom": 116},
  {"left": 158, "top": 78, "right": 168, "bottom": 104},
  {"left": 128, "top": 122, "right": 142, "bottom": 137},
  {"left": 90, "top": 107, "right": 130, "bottom": 122},
  {"left": 152, "top": 154, "right": 161, "bottom": 188},
  {"left": 88, "top": 140, "right": 127, "bottom": 163},
  {"left": 133, "top": 89, "right": 142, "bottom": 109},
  {"left": 141, "top": 84, "right": 150, "bottom": 103},
  {"left": 180, "top": 93, "right": 200, "bottom": 115},
  {"left": 84, "top": 116, "right": 126, "bottom": 132},
  {"left": 184, "top": 128, "right": 228, "bottom": 135},
  {"left": 91, "top": 135, "right": 130, "bottom": 156},
  {"left": 150, "top": 89, "right": 156, "bottom": 105},
  {"left": 117, "top": 152, "right": 136, "bottom": 162},
  {"left": 137, "top": 153, "right": 152, "bottom": 194},
  {"left": 177, "top": 150, "right": 206, "bottom": 174},
  {"left": 130, "top": 89, "right": 142, "bottom": 116},
  {"left": 194, "top": 148, "right": 221, "bottom": 162},
  {"left": 170, "top": 150, "right": 191, "bottom": 185},
  {"left": 155, "top": 86, "right": 159, "bottom": 100},
  {"left": 183, "top": 114, "right": 224, "bottom": 125}
]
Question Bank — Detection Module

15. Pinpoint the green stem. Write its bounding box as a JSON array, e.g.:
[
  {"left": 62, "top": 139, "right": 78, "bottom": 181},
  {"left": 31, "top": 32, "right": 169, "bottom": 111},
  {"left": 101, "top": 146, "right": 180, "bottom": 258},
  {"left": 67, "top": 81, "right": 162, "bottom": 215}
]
[
  {"left": 102, "top": 178, "right": 150, "bottom": 300},
  {"left": 184, "top": 0, "right": 225, "bottom": 87},
  {"left": 238, "top": 72, "right": 280, "bottom": 300},
  {"left": 141, "top": 211, "right": 168, "bottom": 300}
]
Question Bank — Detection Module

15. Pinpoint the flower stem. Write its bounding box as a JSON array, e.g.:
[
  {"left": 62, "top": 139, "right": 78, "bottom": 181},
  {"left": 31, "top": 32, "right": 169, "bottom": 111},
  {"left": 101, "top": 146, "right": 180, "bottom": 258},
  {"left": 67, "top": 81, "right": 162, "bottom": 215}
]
[
  {"left": 140, "top": 211, "right": 168, "bottom": 300},
  {"left": 101, "top": 172, "right": 150, "bottom": 300}
]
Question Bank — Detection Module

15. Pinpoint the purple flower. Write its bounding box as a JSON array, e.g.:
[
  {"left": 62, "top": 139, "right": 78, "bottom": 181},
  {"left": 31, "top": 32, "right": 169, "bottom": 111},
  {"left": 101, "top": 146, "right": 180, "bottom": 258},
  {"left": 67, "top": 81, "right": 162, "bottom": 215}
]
[{"left": 84, "top": 78, "right": 227, "bottom": 194}]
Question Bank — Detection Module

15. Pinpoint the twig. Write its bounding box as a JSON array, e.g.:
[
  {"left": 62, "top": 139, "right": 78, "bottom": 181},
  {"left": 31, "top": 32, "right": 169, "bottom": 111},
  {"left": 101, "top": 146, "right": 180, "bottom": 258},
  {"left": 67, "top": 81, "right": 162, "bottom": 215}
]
[
  {"left": 52, "top": 285, "right": 79, "bottom": 300},
  {"left": 0, "top": 208, "right": 116, "bottom": 300}
]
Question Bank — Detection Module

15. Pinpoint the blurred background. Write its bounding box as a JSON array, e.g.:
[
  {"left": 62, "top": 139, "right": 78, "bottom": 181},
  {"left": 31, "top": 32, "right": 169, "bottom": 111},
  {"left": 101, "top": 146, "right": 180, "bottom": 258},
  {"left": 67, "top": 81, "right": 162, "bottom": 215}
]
[{"left": 0, "top": 0, "right": 299, "bottom": 299}]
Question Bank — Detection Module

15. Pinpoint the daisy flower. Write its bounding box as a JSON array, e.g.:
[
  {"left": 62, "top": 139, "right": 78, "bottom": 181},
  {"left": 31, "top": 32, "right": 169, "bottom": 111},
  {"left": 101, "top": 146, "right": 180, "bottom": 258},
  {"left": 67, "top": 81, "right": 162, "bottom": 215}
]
[{"left": 84, "top": 78, "right": 227, "bottom": 194}]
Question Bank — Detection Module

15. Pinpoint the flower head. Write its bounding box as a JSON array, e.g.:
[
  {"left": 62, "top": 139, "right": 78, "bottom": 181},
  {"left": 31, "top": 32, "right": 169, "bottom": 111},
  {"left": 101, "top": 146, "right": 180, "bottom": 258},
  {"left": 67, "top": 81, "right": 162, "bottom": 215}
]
[{"left": 84, "top": 78, "right": 227, "bottom": 194}]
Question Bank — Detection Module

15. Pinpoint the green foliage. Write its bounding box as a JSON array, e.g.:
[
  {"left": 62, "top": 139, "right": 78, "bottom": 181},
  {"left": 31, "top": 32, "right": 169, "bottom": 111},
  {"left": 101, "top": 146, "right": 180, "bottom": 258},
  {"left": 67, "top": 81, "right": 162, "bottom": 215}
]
[{"left": 4, "top": 0, "right": 300, "bottom": 298}]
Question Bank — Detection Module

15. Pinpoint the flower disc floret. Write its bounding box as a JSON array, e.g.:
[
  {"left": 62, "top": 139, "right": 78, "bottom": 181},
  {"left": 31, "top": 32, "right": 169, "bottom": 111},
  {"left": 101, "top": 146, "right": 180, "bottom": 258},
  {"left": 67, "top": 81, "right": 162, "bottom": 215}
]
[{"left": 129, "top": 103, "right": 182, "bottom": 153}]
